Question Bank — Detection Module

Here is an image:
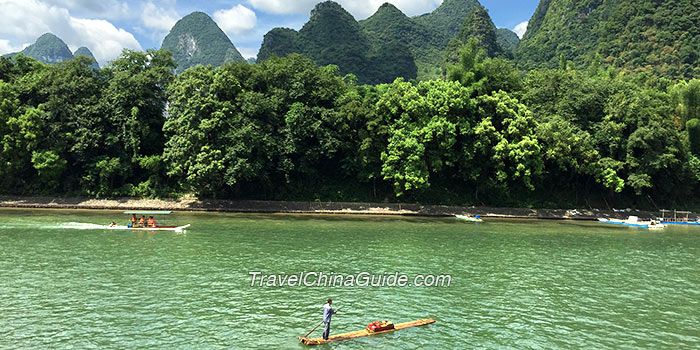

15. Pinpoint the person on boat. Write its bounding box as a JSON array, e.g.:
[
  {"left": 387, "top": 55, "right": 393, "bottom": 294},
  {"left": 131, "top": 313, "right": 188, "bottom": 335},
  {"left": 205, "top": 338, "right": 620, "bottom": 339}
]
[
  {"left": 147, "top": 216, "right": 157, "bottom": 228},
  {"left": 322, "top": 298, "right": 338, "bottom": 341},
  {"left": 130, "top": 214, "right": 137, "bottom": 227},
  {"left": 138, "top": 216, "right": 146, "bottom": 227},
  {"left": 109, "top": 221, "right": 116, "bottom": 227}
]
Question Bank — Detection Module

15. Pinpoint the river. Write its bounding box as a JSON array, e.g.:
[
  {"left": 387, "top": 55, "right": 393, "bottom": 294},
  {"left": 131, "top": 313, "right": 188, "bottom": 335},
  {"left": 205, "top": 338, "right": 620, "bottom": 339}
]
[{"left": 0, "top": 209, "right": 698, "bottom": 349}]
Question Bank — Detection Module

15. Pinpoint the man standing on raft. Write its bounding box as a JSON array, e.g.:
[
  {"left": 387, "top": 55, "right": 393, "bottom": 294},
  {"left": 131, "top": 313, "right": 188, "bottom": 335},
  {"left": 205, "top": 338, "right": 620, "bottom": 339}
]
[{"left": 322, "top": 298, "right": 338, "bottom": 340}]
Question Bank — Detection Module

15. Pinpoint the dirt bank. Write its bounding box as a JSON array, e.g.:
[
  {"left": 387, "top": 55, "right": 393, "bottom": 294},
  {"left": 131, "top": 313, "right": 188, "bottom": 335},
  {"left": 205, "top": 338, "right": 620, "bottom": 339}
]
[{"left": 0, "top": 195, "right": 679, "bottom": 221}]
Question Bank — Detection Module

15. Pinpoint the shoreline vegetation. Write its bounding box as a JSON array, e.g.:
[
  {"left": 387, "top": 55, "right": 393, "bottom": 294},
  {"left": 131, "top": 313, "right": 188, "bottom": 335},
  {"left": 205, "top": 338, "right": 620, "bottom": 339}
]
[
  {"left": 0, "top": 195, "right": 680, "bottom": 221},
  {"left": 3, "top": 39, "right": 700, "bottom": 211}
]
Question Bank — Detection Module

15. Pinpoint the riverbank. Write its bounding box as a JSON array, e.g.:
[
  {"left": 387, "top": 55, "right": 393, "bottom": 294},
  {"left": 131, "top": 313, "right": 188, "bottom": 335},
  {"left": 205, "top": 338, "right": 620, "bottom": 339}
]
[{"left": 0, "top": 195, "right": 681, "bottom": 221}]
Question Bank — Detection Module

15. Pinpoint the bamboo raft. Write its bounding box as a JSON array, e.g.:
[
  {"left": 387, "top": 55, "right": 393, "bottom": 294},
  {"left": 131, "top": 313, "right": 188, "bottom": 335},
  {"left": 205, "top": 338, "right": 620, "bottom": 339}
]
[{"left": 298, "top": 318, "right": 435, "bottom": 346}]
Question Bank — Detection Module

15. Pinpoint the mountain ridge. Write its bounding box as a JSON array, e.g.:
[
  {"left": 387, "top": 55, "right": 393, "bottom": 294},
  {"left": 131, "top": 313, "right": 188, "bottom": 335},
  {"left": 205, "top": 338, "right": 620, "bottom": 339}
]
[
  {"left": 3, "top": 33, "right": 74, "bottom": 64},
  {"left": 73, "top": 46, "right": 99, "bottom": 69},
  {"left": 444, "top": 4, "right": 505, "bottom": 64},
  {"left": 258, "top": 0, "right": 497, "bottom": 82},
  {"left": 496, "top": 28, "right": 519, "bottom": 53},
  {"left": 259, "top": 1, "right": 417, "bottom": 84}
]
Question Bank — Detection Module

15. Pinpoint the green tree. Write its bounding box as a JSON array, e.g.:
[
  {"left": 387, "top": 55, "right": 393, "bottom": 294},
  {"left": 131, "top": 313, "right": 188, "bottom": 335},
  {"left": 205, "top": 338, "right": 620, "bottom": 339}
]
[
  {"left": 670, "top": 79, "right": 700, "bottom": 126},
  {"left": 473, "top": 91, "right": 543, "bottom": 192},
  {"left": 686, "top": 118, "right": 700, "bottom": 156},
  {"left": 445, "top": 39, "right": 521, "bottom": 96},
  {"left": 164, "top": 55, "right": 351, "bottom": 198},
  {"left": 102, "top": 49, "right": 175, "bottom": 196},
  {"left": 14, "top": 55, "right": 107, "bottom": 194},
  {"left": 376, "top": 79, "right": 475, "bottom": 196}
]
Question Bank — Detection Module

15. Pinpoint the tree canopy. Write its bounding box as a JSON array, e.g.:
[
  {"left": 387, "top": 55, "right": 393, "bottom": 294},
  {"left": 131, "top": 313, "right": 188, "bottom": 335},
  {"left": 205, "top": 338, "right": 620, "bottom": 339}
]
[{"left": 1, "top": 38, "right": 699, "bottom": 209}]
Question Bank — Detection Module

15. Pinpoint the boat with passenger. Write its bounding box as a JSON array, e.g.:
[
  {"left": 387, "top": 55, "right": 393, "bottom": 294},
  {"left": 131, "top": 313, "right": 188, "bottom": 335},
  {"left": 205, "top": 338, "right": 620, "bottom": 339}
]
[
  {"left": 597, "top": 216, "right": 664, "bottom": 229},
  {"left": 110, "top": 211, "right": 190, "bottom": 231}
]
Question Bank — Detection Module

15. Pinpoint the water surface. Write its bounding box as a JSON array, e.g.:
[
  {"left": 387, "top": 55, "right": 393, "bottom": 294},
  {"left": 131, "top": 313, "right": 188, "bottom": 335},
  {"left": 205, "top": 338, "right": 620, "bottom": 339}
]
[{"left": 0, "top": 209, "right": 698, "bottom": 349}]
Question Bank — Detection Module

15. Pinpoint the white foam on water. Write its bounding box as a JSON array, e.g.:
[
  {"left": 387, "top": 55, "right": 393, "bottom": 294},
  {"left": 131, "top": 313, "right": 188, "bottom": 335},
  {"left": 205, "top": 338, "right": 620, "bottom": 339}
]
[{"left": 54, "top": 222, "right": 113, "bottom": 230}]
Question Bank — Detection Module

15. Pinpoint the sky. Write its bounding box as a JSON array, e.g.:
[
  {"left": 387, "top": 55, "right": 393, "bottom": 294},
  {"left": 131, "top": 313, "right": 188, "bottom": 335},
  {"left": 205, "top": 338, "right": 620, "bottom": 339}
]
[{"left": 0, "top": 0, "right": 540, "bottom": 66}]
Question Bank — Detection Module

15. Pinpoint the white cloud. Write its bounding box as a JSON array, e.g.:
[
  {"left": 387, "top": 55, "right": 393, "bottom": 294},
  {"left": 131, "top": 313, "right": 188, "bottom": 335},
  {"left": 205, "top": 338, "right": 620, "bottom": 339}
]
[
  {"left": 248, "top": 0, "right": 443, "bottom": 19},
  {"left": 513, "top": 21, "right": 528, "bottom": 39},
  {"left": 213, "top": 4, "right": 258, "bottom": 37},
  {"left": 0, "top": 39, "right": 28, "bottom": 55},
  {"left": 44, "top": 0, "right": 130, "bottom": 20},
  {"left": 69, "top": 17, "right": 142, "bottom": 65},
  {"left": 141, "top": 1, "right": 179, "bottom": 32},
  {"left": 0, "top": 0, "right": 141, "bottom": 66},
  {"left": 236, "top": 47, "right": 258, "bottom": 60},
  {"left": 343, "top": 0, "right": 443, "bottom": 19},
  {"left": 247, "top": 0, "right": 317, "bottom": 15}
]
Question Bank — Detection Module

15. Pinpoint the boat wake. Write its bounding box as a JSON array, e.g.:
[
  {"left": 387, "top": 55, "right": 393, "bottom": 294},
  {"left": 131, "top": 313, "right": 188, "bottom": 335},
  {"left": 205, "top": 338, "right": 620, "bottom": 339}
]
[{"left": 55, "top": 222, "right": 113, "bottom": 230}]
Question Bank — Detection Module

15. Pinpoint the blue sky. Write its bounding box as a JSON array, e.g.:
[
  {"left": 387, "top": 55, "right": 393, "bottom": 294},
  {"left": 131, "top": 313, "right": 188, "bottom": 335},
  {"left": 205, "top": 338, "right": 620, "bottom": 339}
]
[{"left": 0, "top": 0, "right": 540, "bottom": 66}]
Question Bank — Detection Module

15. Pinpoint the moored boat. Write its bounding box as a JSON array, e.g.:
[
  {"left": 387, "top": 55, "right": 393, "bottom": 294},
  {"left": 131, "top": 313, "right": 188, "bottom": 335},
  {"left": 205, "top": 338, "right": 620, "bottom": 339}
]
[
  {"left": 660, "top": 221, "right": 700, "bottom": 226},
  {"left": 659, "top": 209, "right": 700, "bottom": 225},
  {"left": 455, "top": 214, "right": 483, "bottom": 222},
  {"left": 299, "top": 318, "right": 435, "bottom": 346},
  {"left": 597, "top": 216, "right": 664, "bottom": 229}
]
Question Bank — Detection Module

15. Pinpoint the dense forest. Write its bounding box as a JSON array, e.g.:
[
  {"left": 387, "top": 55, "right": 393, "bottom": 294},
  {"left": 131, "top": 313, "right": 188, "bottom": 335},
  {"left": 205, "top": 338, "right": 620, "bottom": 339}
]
[
  {"left": 1, "top": 41, "right": 700, "bottom": 209},
  {"left": 517, "top": 0, "right": 700, "bottom": 79},
  {"left": 1, "top": 0, "right": 700, "bottom": 209}
]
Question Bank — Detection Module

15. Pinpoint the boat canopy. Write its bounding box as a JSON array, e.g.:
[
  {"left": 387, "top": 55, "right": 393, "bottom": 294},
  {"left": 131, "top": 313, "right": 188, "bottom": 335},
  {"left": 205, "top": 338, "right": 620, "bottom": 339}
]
[
  {"left": 123, "top": 211, "right": 172, "bottom": 215},
  {"left": 660, "top": 209, "right": 692, "bottom": 214}
]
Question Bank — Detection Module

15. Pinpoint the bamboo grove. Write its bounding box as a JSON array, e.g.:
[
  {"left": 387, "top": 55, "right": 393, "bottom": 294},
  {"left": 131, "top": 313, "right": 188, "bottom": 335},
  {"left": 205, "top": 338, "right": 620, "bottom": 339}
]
[{"left": 1, "top": 44, "right": 700, "bottom": 209}]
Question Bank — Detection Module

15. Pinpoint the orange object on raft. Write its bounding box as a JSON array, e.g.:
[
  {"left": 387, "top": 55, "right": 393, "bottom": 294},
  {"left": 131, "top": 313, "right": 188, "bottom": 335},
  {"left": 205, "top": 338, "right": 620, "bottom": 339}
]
[
  {"left": 367, "top": 320, "right": 394, "bottom": 332},
  {"left": 299, "top": 318, "right": 435, "bottom": 346}
]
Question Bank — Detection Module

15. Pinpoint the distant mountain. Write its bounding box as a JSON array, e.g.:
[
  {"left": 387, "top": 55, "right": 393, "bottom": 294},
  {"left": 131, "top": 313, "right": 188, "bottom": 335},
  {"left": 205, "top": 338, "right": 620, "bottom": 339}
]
[
  {"left": 414, "top": 0, "right": 481, "bottom": 41},
  {"left": 496, "top": 28, "right": 519, "bottom": 53},
  {"left": 257, "top": 28, "right": 302, "bottom": 61},
  {"left": 517, "top": 0, "right": 700, "bottom": 78},
  {"left": 4, "top": 33, "right": 74, "bottom": 64},
  {"left": 359, "top": 3, "right": 444, "bottom": 80},
  {"left": 259, "top": 1, "right": 416, "bottom": 85},
  {"left": 444, "top": 4, "right": 504, "bottom": 63},
  {"left": 258, "top": 0, "right": 505, "bottom": 83},
  {"left": 161, "top": 12, "right": 245, "bottom": 73},
  {"left": 73, "top": 47, "right": 100, "bottom": 69},
  {"left": 299, "top": 2, "right": 372, "bottom": 76}
]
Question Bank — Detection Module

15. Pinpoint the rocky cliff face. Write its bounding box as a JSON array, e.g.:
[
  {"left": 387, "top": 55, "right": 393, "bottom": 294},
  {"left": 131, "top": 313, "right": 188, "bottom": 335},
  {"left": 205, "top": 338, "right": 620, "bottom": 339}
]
[{"left": 161, "top": 11, "right": 245, "bottom": 73}]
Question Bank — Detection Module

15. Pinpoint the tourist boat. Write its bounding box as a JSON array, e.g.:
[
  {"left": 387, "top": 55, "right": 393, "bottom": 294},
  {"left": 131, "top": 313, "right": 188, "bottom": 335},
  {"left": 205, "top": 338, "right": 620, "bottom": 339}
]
[
  {"left": 299, "top": 318, "right": 435, "bottom": 346},
  {"left": 597, "top": 216, "right": 664, "bottom": 229},
  {"left": 455, "top": 214, "right": 483, "bottom": 222},
  {"left": 109, "top": 211, "right": 190, "bottom": 232},
  {"left": 658, "top": 209, "right": 700, "bottom": 226}
]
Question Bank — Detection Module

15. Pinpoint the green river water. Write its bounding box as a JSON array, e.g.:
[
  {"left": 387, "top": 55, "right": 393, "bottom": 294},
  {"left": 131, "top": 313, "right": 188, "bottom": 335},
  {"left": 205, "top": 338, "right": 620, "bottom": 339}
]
[{"left": 0, "top": 208, "right": 699, "bottom": 349}]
